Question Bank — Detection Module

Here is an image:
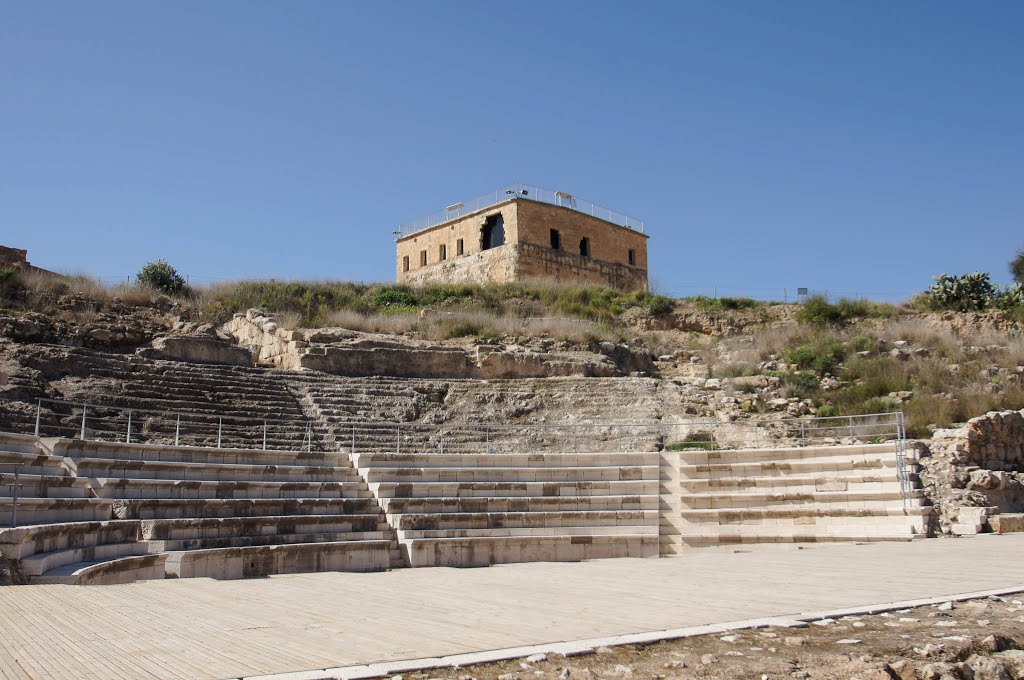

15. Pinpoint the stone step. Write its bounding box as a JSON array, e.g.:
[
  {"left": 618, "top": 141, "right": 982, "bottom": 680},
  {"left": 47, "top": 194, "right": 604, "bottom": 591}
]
[
  {"left": 671, "top": 525, "right": 926, "bottom": 547},
  {"left": 140, "top": 514, "right": 388, "bottom": 541},
  {"left": 22, "top": 540, "right": 151, "bottom": 576},
  {"left": 164, "top": 539, "right": 393, "bottom": 579},
  {"left": 405, "top": 534, "right": 659, "bottom": 568},
  {"left": 677, "top": 443, "right": 905, "bottom": 465},
  {"left": 74, "top": 458, "right": 361, "bottom": 483},
  {"left": 148, "top": 530, "right": 389, "bottom": 552},
  {"left": 371, "top": 480, "right": 657, "bottom": 499},
  {"left": 90, "top": 477, "right": 373, "bottom": 501},
  {"left": 34, "top": 553, "right": 169, "bottom": 585},
  {"left": 0, "top": 433, "right": 45, "bottom": 455},
  {"left": 679, "top": 489, "right": 924, "bottom": 510},
  {"left": 678, "top": 479, "right": 907, "bottom": 495},
  {"left": 0, "top": 520, "right": 140, "bottom": 560},
  {"left": 111, "top": 497, "right": 382, "bottom": 520},
  {"left": 381, "top": 496, "right": 659, "bottom": 514},
  {"left": 0, "top": 450, "right": 70, "bottom": 476},
  {"left": 672, "top": 506, "right": 931, "bottom": 526},
  {"left": 365, "top": 466, "right": 657, "bottom": 483},
  {"left": 355, "top": 453, "right": 660, "bottom": 468},
  {"left": 398, "top": 525, "right": 659, "bottom": 540},
  {"left": 392, "top": 509, "right": 659, "bottom": 531},
  {"left": 0, "top": 473, "right": 92, "bottom": 499},
  {"left": 54, "top": 439, "right": 347, "bottom": 468},
  {"left": 0, "top": 497, "right": 114, "bottom": 525},
  {"left": 680, "top": 457, "right": 915, "bottom": 478}
]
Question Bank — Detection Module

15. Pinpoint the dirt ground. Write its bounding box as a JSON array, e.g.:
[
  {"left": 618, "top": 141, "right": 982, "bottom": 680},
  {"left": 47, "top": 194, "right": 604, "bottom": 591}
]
[{"left": 405, "top": 594, "right": 1024, "bottom": 680}]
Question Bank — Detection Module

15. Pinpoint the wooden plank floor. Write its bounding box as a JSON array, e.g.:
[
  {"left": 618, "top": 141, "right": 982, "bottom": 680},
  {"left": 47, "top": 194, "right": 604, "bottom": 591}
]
[{"left": 1, "top": 535, "right": 1022, "bottom": 680}]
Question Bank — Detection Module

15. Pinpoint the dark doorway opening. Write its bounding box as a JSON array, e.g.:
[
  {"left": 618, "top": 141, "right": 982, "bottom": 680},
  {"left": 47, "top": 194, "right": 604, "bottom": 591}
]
[
  {"left": 550, "top": 229, "right": 561, "bottom": 250},
  {"left": 580, "top": 237, "right": 590, "bottom": 257},
  {"left": 481, "top": 214, "right": 505, "bottom": 250}
]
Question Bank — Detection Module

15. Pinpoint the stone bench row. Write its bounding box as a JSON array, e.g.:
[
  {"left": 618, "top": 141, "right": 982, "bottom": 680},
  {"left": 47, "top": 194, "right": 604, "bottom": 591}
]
[
  {"left": 36, "top": 540, "right": 393, "bottom": 585},
  {"left": 74, "top": 458, "right": 360, "bottom": 483},
  {"left": 54, "top": 440, "right": 343, "bottom": 467}
]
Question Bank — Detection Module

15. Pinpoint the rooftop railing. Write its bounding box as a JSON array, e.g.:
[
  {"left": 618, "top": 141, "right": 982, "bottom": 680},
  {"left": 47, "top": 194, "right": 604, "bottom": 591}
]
[{"left": 395, "top": 183, "right": 645, "bottom": 237}]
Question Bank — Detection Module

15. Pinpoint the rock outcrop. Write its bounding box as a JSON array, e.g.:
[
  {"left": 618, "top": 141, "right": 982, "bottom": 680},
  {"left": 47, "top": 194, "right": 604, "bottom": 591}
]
[
  {"left": 223, "top": 309, "right": 654, "bottom": 380},
  {"left": 920, "top": 409, "right": 1024, "bottom": 535}
]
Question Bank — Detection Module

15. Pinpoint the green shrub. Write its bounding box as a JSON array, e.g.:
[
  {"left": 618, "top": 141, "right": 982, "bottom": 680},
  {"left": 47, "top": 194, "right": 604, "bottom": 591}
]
[
  {"left": 786, "top": 338, "right": 846, "bottom": 374},
  {"left": 922, "top": 272, "right": 997, "bottom": 312},
  {"left": 1011, "top": 248, "right": 1024, "bottom": 285},
  {"left": 796, "top": 295, "right": 890, "bottom": 326},
  {"left": 816, "top": 404, "right": 838, "bottom": 418},
  {"left": 665, "top": 431, "right": 718, "bottom": 451},
  {"left": 136, "top": 259, "right": 185, "bottom": 295},
  {"left": 372, "top": 287, "right": 418, "bottom": 309},
  {"left": 690, "top": 296, "right": 764, "bottom": 312},
  {"left": 0, "top": 265, "right": 17, "bottom": 286},
  {"left": 785, "top": 372, "right": 821, "bottom": 396}
]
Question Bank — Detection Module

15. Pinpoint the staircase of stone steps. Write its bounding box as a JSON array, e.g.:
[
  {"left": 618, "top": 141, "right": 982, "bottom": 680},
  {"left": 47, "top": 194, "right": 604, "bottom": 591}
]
[
  {"left": 0, "top": 434, "right": 404, "bottom": 583},
  {"left": 659, "top": 443, "right": 929, "bottom": 554},
  {"left": 1, "top": 347, "right": 316, "bottom": 451},
  {"left": 352, "top": 451, "right": 661, "bottom": 567}
]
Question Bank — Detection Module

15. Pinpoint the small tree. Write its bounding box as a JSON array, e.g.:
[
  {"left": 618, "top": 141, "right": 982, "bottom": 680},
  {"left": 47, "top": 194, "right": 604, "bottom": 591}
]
[
  {"left": 136, "top": 259, "right": 185, "bottom": 295},
  {"left": 1011, "top": 247, "right": 1024, "bottom": 285}
]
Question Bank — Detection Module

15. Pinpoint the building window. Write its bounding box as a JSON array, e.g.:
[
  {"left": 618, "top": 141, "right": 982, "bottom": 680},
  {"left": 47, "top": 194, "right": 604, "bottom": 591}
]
[
  {"left": 420, "top": 250, "right": 427, "bottom": 267},
  {"left": 481, "top": 214, "right": 505, "bottom": 250},
  {"left": 628, "top": 249, "right": 636, "bottom": 266},
  {"left": 580, "top": 237, "right": 590, "bottom": 258},
  {"left": 439, "top": 244, "right": 447, "bottom": 261},
  {"left": 402, "top": 255, "right": 410, "bottom": 272},
  {"left": 550, "top": 229, "right": 561, "bottom": 250},
  {"left": 457, "top": 238, "right": 464, "bottom": 256}
]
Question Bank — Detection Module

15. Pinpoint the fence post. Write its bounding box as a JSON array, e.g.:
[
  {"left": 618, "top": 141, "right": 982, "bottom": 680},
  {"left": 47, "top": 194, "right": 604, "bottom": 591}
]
[
  {"left": 351, "top": 425, "right": 355, "bottom": 454},
  {"left": 34, "top": 399, "right": 41, "bottom": 437},
  {"left": 175, "top": 414, "right": 181, "bottom": 447},
  {"left": 307, "top": 422, "right": 312, "bottom": 453},
  {"left": 396, "top": 424, "right": 401, "bottom": 455},
  {"left": 126, "top": 411, "right": 132, "bottom": 444},
  {"left": 848, "top": 416, "right": 855, "bottom": 439},
  {"left": 217, "top": 418, "right": 222, "bottom": 449},
  {"left": 11, "top": 466, "right": 18, "bottom": 528},
  {"left": 80, "top": 404, "right": 87, "bottom": 440},
  {"left": 263, "top": 420, "right": 267, "bottom": 450}
]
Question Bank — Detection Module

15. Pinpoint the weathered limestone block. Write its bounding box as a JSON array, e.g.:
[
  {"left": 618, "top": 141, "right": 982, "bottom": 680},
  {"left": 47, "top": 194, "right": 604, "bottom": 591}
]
[
  {"left": 137, "top": 335, "right": 255, "bottom": 366},
  {"left": 989, "top": 513, "right": 1024, "bottom": 534}
]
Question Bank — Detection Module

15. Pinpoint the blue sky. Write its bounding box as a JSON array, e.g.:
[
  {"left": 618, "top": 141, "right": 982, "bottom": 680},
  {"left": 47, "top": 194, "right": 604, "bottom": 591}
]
[{"left": 3, "top": 1, "right": 1022, "bottom": 301}]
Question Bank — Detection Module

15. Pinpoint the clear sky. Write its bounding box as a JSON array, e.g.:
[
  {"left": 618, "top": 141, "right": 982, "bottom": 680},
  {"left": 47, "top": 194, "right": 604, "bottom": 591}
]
[{"left": 3, "top": 1, "right": 1022, "bottom": 301}]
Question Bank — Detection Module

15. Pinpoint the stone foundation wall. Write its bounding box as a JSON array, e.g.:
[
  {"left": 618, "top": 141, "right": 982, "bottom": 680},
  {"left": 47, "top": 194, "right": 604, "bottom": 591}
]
[
  {"left": 222, "top": 309, "right": 649, "bottom": 379},
  {"left": 922, "top": 410, "right": 1024, "bottom": 534}
]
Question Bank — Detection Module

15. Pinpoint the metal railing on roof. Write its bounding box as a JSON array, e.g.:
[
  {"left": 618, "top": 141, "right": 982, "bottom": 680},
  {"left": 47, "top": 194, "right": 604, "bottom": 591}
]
[{"left": 395, "top": 183, "right": 645, "bottom": 238}]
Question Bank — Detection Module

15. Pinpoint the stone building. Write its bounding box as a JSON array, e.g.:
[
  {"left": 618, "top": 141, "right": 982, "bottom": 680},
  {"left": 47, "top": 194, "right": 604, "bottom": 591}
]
[{"left": 395, "top": 184, "right": 649, "bottom": 291}]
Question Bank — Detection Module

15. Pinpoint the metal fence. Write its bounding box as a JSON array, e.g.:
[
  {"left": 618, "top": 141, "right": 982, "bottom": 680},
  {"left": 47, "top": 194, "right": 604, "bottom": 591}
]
[
  {"left": 3, "top": 399, "right": 914, "bottom": 514},
  {"left": 0, "top": 463, "right": 23, "bottom": 527},
  {"left": 25, "top": 398, "right": 316, "bottom": 453},
  {"left": 13, "top": 396, "right": 904, "bottom": 453},
  {"left": 396, "top": 183, "right": 645, "bottom": 237}
]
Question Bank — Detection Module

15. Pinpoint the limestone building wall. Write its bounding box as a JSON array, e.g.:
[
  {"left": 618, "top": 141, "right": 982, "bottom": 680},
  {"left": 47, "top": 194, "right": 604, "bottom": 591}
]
[
  {"left": 395, "top": 202, "right": 519, "bottom": 281},
  {"left": 395, "top": 199, "right": 649, "bottom": 291}
]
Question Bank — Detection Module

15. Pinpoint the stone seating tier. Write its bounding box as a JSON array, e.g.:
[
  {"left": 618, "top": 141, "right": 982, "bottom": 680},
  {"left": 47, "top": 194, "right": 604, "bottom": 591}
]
[
  {"left": 110, "top": 497, "right": 384, "bottom": 520},
  {"left": 357, "top": 451, "right": 662, "bottom": 568},
  {"left": 0, "top": 433, "right": 401, "bottom": 583},
  {"left": 54, "top": 439, "right": 346, "bottom": 468},
  {"left": 662, "top": 442, "right": 928, "bottom": 553}
]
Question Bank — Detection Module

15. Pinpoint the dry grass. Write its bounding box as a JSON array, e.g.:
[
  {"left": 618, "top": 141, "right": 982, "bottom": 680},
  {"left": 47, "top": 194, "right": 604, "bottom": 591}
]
[
  {"left": 321, "top": 308, "right": 609, "bottom": 342},
  {"left": 326, "top": 309, "right": 419, "bottom": 335},
  {"left": 12, "top": 268, "right": 171, "bottom": 308}
]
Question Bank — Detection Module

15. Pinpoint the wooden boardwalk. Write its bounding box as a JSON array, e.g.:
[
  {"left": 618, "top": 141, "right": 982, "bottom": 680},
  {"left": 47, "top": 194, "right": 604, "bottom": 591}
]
[{"left": 1, "top": 535, "right": 1022, "bottom": 680}]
